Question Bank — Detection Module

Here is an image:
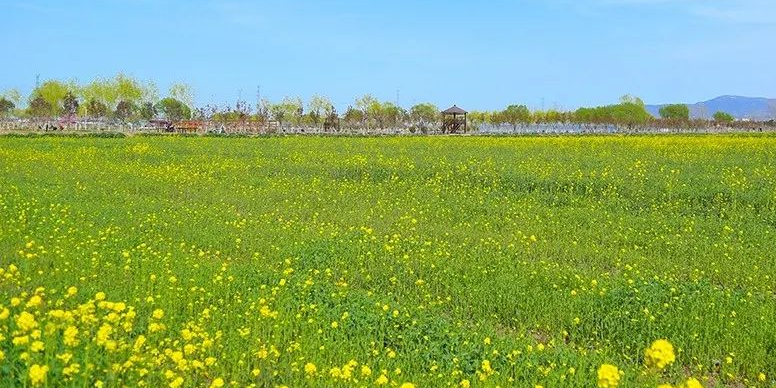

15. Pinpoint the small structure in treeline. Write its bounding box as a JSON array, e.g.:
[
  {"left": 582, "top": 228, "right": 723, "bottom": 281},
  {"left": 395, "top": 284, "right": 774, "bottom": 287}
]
[{"left": 441, "top": 105, "right": 467, "bottom": 133}]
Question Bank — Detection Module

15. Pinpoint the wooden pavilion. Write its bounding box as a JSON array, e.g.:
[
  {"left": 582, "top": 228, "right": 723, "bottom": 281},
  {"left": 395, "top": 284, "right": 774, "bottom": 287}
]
[{"left": 441, "top": 105, "right": 467, "bottom": 133}]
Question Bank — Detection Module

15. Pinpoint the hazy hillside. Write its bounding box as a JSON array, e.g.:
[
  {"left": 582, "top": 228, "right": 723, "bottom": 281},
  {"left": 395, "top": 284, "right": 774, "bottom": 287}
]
[{"left": 647, "top": 96, "right": 776, "bottom": 120}]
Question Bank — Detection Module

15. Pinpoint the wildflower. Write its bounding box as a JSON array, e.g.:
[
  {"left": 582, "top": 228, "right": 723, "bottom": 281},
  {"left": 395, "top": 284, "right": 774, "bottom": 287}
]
[
  {"left": 329, "top": 367, "right": 342, "bottom": 378},
  {"left": 152, "top": 309, "right": 164, "bottom": 319},
  {"left": 29, "top": 364, "right": 49, "bottom": 386},
  {"left": 682, "top": 378, "right": 703, "bottom": 388},
  {"left": 210, "top": 378, "right": 225, "bottom": 388},
  {"left": 460, "top": 380, "right": 471, "bottom": 388},
  {"left": 95, "top": 292, "right": 106, "bottom": 301},
  {"left": 304, "top": 362, "right": 317, "bottom": 376},
  {"left": 376, "top": 374, "right": 389, "bottom": 385},
  {"left": 758, "top": 373, "right": 766, "bottom": 382},
  {"left": 644, "top": 339, "right": 676, "bottom": 370},
  {"left": 26, "top": 295, "right": 43, "bottom": 308},
  {"left": 657, "top": 385, "right": 673, "bottom": 388},
  {"left": 30, "top": 341, "right": 44, "bottom": 352},
  {"left": 597, "top": 364, "right": 621, "bottom": 388},
  {"left": 16, "top": 311, "right": 37, "bottom": 331},
  {"left": 63, "top": 326, "right": 79, "bottom": 346},
  {"left": 169, "top": 377, "right": 184, "bottom": 388},
  {"left": 331, "top": 321, "right": 339, "bottom": 329},
  {"left": 67, "top": 286, "right": 78, "bottom": 296},
  {"left": 63, "top": 363, "right": 80, "bottom": 377},
  {"left": 399, "top": 383, "right": 416, "bottom": 388},
  {"left": 361, "top": 365, "right": 372, "bottom": 376}
]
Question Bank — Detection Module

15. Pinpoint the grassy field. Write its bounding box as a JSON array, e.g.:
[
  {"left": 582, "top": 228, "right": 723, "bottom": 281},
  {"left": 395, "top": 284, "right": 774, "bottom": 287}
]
[{"left": 0, "top": 135, "right": 774, "bottom": 388}]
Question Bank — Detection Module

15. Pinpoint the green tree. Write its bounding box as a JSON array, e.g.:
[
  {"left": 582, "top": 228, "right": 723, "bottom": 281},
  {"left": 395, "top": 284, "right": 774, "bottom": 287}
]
[
  {"left": 307, "top": 95, "right": 334, "bottom": 127},
  {"left": 501, "top": 104, "right": 531, "bottom": 130},
  {"left": 139, "top": 102, "right": 157, "bottom": 121},
  {"left": 87, "top": 99, "right": 109, "bottom": 118},
  {"left": 269, "top": 97, "right": 303, "bottom": 128},
  {"left": 343, "top": 106, "right": 364, "bottom": 128},
  {"left": 31, "top": 79, "right": 78, "bottom": 114},
  {"left": 659, "top": 104, "right": 690, "bottom": 120},
  {"left": 410, "top": 103, "right": 439, "bottom": 133},
  {"left": 0, "top": 98, "right": 14, "bottom": 117},
  {"left": 168, "top": 82, "right": 194, "bottom": 109},
  {"left": 114, "top": 100, "right": 138, "bottom": 121},
  {"left": 620, "top": 94, "right": 645, "bottom": 107},
  {"left": 156, "top": 97, "right": 191, "bottom": 121},
  {"left": 62, "top": 92, "right": 79, "bottom": 116},
  {"left": 713, "top": 111, "right": 735, "bottom": 123},
  {"left": 27, "top": 95, "right": 54, "bottom": 118},
  {"left": 1, "top": 89, "right": 22, "bottom": 106}
]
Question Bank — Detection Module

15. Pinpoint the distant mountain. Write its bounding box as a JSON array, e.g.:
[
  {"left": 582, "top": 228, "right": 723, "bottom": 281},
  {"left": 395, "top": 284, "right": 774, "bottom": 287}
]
[{"left": 646, "top": 96, "right": 776, "bottom": 120}]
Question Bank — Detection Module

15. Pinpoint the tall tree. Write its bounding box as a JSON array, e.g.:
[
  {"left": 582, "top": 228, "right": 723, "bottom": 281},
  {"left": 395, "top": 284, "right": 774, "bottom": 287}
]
[
  {"left": 0, "top": 98, "right": 14, "bottom": 117},
  {"left": 501, "top": 104, "right": 531, "bottom": 130},
  {"left": 410, "top": 103, "right": 439, "bottom": 132},
  {"left": 27, "top": 96, "right": 54, "bottom": 118},
  {"left": 87, "top": 99, "right": 109, "bottom": 118},
  {"left": 61, "top": 92, "right": 79, "bottom": 116},
  {"left": 713, "top": 111, "right": 735, "bottom": 123},
  {"left": 168, "top": 82, "right": 194, "bottom": 110},
  {"left": 308, "top": 95, "right": 334, "bottom": 127},
  {"left": 139, "top": 102, "right": 157, "bottom": 120},
  {"left": 114, "top": 100, "right": 137, "bottom": 121},
  {"left": 156, "top": 97, "right": 191, "bottom": 121},
  {"left": 659, "top": 104, "right": 690, "bottom": 121},
  {"left": 31, "top": 79, "right": 77, "bottom": 114},
  {"left": 1, "top": 89, "right": 22, "bottom": 106}
]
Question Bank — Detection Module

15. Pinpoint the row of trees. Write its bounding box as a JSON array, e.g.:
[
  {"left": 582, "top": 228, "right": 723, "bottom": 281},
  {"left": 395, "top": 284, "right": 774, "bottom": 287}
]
[
  {"left": 0, "top": 75, "right": 194, "bottom": 122},
  {"left": 0, "top": 76, "right": 743, "bottom": 128}
]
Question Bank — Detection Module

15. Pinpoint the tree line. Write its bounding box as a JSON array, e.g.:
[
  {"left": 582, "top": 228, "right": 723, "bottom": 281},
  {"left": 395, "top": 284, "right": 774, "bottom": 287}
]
[{"left": 0, "top": 75, "right": 750, "bottom": 130}]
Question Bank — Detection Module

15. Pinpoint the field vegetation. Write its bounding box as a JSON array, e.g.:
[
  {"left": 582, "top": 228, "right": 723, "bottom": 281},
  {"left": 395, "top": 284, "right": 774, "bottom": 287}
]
[{"left": 0, "top": 135, "right": 774, "bottom": 387}]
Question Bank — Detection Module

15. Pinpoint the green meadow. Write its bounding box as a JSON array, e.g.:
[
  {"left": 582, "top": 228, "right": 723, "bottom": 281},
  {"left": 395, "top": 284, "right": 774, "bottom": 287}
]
[{"left": 1, "top": 135, "right": 774, "bottom": 387}]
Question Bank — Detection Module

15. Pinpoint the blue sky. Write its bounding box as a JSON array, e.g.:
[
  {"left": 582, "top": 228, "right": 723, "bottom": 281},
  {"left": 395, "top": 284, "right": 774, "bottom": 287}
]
[{"left": 1, "top": 0, "right": 775, "bottom": 110}]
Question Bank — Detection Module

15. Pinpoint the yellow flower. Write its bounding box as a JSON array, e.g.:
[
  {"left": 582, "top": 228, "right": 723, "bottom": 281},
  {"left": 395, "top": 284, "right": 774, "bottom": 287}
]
[
  {"left": 657, "top": 385, "right": 673, "bottom": 388},
  {"left": 30, "top": 341, "right": 44, "bottom": 352},
  {"left": 209, "top": 378, "right": 225, "bottom": 388},
  {"left": 67, "top": 286, "right": 78, "bottom": 296},
  {"left": 152, "top": 309, "right": 164, "bottom": 319},
  {"left": 460, "top": 380, "right": 471, "bottom": 388},
  {"left": 644, "top": 339, "right": 676, "bottom": 370},
  {"left": 169, "top": 377, "right": 184, "bottom": 388},
  {"left": 63, "top": 363, "right": 80, "bottom": 377},
  {"left": 597, "top": 364, "right": 621, "bottom": 388},
  {"left": 63, "top": 326, "right": 79, "bottom": 346},
  {"left": 361, "top": 365, "right": 372, "bottom": 376},
  {"left": 95, "top": 292, "right": 106, "bottom": 301},
  {"left": 29, "top": 364, "right": 49, "bottom": 386},
  {"left": 26, "top": 295, "right": 43, "bottom": 308},
  {"left": 0, "top": 350, "right": 4, "bottom": 362},
  {"left": 304, "top": 362, "right": 317, "bottom": 376},
  {"left": 376, "top": 374, "right": 389, "bottom": 385},
  {"left": 681, "top": 378, "right": 703, "bottom": 388},
  {"left": 16, "top": 311, "right": 37, "bottom": 332},
  {"left": 331, "top": 321, "right": 339, "bottom": 329},
  {"left": 399, "top": 383, "right": 416, "bottom": 388},
  {"left": 758, "top": 373, "right": 766, "bottom": 382}
]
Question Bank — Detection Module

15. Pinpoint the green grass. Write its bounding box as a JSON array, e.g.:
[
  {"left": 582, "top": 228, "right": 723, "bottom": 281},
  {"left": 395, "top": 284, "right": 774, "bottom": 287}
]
[{"left": 0, "top": 135, "right": 774, "bottom": 387}]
